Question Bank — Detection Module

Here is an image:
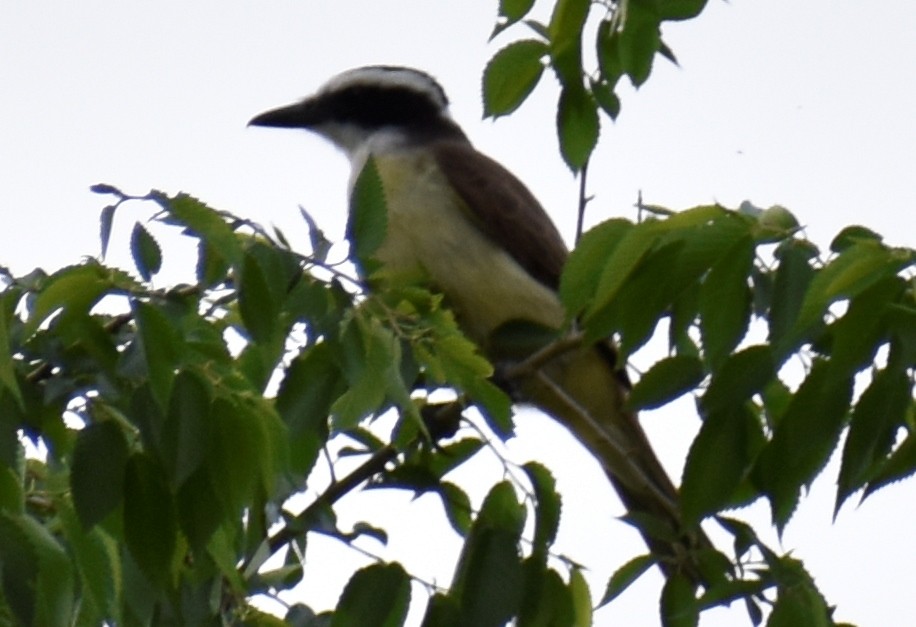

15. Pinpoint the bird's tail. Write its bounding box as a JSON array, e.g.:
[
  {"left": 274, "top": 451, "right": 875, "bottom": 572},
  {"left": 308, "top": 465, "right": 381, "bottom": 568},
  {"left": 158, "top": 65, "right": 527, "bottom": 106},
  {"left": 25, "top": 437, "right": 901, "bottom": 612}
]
[{"left": 516, "top": 340, "right": 715, "bottom": 585}]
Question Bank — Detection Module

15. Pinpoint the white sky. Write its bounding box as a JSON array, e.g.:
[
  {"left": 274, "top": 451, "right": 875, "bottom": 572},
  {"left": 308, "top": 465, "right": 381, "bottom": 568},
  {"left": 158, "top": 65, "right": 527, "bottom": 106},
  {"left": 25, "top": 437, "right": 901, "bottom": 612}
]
[{"left": 2, "top": 1, "right": 914, "bottom": 626}]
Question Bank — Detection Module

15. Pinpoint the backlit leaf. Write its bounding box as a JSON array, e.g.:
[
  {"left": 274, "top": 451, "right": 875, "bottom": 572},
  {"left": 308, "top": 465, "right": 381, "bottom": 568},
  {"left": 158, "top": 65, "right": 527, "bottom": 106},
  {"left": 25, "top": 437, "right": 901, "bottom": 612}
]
[
  {"left": 483, "top": 40, "right": 548, "bottom": 117},
  {"left": 71, "top": 421, "right": 129, "bottom": 530}
]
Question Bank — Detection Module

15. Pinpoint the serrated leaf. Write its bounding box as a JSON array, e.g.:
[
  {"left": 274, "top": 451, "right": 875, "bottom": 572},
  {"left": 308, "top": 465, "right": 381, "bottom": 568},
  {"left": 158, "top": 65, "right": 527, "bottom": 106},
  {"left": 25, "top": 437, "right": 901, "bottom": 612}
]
[
  {"left": 162, "top": 193, "right": 244, "bottom": 267},
  {"left": 131, "top": 299, "right": 181, "bottom": 409},
  {"left": 347, "top": 157, "right": 388, "bottom": 272},
  {"left": 130, "top": 222, "right": 162, "bottom": 281},
  {"left": 518, "top": 561, "right": 574, "bottom": 627},
  {"left": 556, "top": 84, "right": 598, "bottom": 171},
  {"left": 701, "top": 345, "right": 775, "bottom": 414},
  {"left": 451, "top": 482, "right": 525, "bottom": 626},
  {"left": 499, "top": 0, "right": 536, "bottom": 24},
  {"left": 835, "top": 365, "right": 911, "bottom": 513},
  {"left": 681, "top": 404, "right": 764, "bottom": 525},
  {"left": 628, "top": 355, "right": 704, "bottom": 411},
  {"left": 0, "top": 512, "right": 75, "bottom": 626},
  {"left": 787, "top": 240, "right": 912, "bottom": 351},
  {"left": 438, "top": 482, "right": 473, "bottom": 536},
  {"left": 590, "top": 78, "right": 621, "bottom": 119},
  {"left": 332, "top": 562, "right": 410, "bottom": 627},
  {"left": 863, "top": 429, "right": 916, "bottom": 499},
  {"left": 617, "top": 3, "right": 662, "bottom": 86},
  {"left": 560, "top": 218, "right": 633, "bottom": 317},
  {"left": 0, "top": 293, "right": 22, "bottom": 409},
  {"left": 206, "top": 397, "right": 266, "bottom": 514},
  {"left": 752, "top": 361, "right": 853, "bottom": 531},
  {"left": 767, "top": 239, "right": 817, "bottom": 350},
  {"left": 22, "top": 262, "right": 112, "bottom": 339},
  {"left": 523, "top": 462, "right": 561, "bottom": 555},
  {"left": 829, "top": 225, "right": 882, "bottom": 253},
  {"left": 661, "top": 572, "right": 699, "bottom": 627},
  {"left": 331, "top": 318, "right": 396, "bottom": 429},
  {"left": 71, "top": 421, "right": 129, "bottom": 530},
  {"left": 177, "top": 467, "right": 224, "bottom": 552},
  {"left": 239, "top": 251, "right": 279, "bottom": 343},
  {"left": 276, "top": 343, "right": 340, "bottom": 479},
  {"left": 99, "top": 203, "right": 117, "bottom": 259},
  {"left": 161, "top": 370, "right": 210, "bottom": 488},
  {"left": 547, "top": 0, "right": 589, "bottom": 87},
  {"left": 599, "top": 553, "right": 655, "bottom": 607},
  {"left": 699, "top": 235, "right": 754, "bottom": 370},
  {"left": 568, "top": 568, "right": 591, "bottom": 627},
  {"left": 483, "top": 40, "right": 548, "bottom": 118},
  {"left": 123, "top": 453, "right": 177, "bottom": 587},
  {"left": 59, "top": 498, "right": 120, "bottom": 623}
]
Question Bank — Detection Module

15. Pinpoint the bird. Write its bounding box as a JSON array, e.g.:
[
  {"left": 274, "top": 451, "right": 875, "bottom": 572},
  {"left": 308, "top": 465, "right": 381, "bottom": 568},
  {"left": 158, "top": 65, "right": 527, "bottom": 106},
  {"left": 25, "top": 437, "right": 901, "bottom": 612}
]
[{"left": 249, "top": 65, "right": 712, "bottom": 582}]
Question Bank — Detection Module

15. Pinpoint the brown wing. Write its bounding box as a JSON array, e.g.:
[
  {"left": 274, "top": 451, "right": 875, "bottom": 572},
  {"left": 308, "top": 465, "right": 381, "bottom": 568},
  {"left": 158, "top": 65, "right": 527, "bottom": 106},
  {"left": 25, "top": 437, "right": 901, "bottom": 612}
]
[{"left": 432, "top": 141, "right": 568, "bottom": 290}]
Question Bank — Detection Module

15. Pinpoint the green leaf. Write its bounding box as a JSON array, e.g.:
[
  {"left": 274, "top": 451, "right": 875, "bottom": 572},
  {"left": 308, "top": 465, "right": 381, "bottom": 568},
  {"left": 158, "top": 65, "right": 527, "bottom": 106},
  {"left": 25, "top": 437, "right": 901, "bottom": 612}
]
[
  {"left": 99, "top": 203, "right": 117, "bottom": 259},
  {"left": 239, "top": 251, "right": 280, "bottom": 343},
  {"left": 347, "top": 157, "right": 388, "bottom": 272},
  {"left": 498, "top": 0, "right": 536, "bottom": 24},
  {"left": 331, "top": 562, "right": 410, "bottom": 627},
  {"left": 681, "top": 404, "right": 764, "bottom": 525},
  {"left": 130, "top": 222, "right": 162, "bottom": 282},
  {"left": 70, "top": 421, "right": 129, "bottom": 530},
  {"left": 205, "top": 397, "right": 267, "bottom": 514},
  {"left": 332, "top": 317, "right": 399, "bottom": 429},
  {"left": 787, "top": 240, "right": 912, "bottom": 351},
  {"left": 660, "top": 572, "right": 698, "bottom": 627},
  {"left": 522, "top": 462, "right": 561, "bottom": 555},
  {"left": 753, "top": 360, "right": 853, "bottom": 531},
  {"left": 0, "top": 512, "right": 75, "bottom": 626},
  {"left": 0, "top": 292, "right": 22, "bottom": 409},
  {"left": 547, "top": 0, "right": 589, "bottom": 87},
  {"left": 161, "top": 369, "right": 210, "bottom": 488},
  {"left": 438, "top": 482, "right": 473, "bottom": 536},
  {"left": 560, "top": 218, "right": 633, "bottom": 317},
  {"left": 767, "top": 239, "right": 817, "bottom": 350},
  {"left": 590, "top": 78, "right": 621, "bottom": 120},
  {"left": 58, "top": 498, "right": 120, "bottom": 624},
  {"left": 123, "top": 452, "right": 178, "bottom": 587},
  {"left": 701, "top": 345, "right": 775, "bottom": 414},
  {"left": 829, "top": 224, "right": 882, "bottom": 253},
  {"left": 177, "top": 467, "right": 224, "bottom": 552},
  {"left": 628, "top": 355, "right": 704, "bottom": 412},
  {"left": 131, "top": 299, "right": 182, "bottom": 409},
  {"left": 276, "top": 343, "right": 341, "bottom": 478},
  {"left": 451, "top": 482, "right": 526, "bottom": 627},
  {"left": 22, "top": 262, "right": 112, "bottom": 339},
  {"left": 766, "top": 558, "right": 831, "bottom": 627},
  {"left": 863, "top": 429, "right": 916, "bottom": 499},
  {"left": 823, "top": 276, "right": 903, "bottom": 378},
  {"left": 598, "top": 553, "right": 655, "bottom": 607},
  {"left": 835, "top": 365, "right": 911, "bottom": 513},
  {"left": 568, "top": 568, "right": 591, "bottom": 627},
  {"left": 483, "top": 40, "right": 548, "bottom": 117},
  {"left": 161, "top": 193, "right": 244, "bottom": 267},
  {"left": 699, "top": 235, "right": 754, "bottom": 370},
  {"left": 518, "top": 562, "right": 574, "bottom": 627},
  {"left": 556, "top": 84, "right": 598, "bottom": 171},
  {"left": 654, "top": 0, "right": 709, "bottom": 21},
  {"left": 616, "top": 2, "right": 663, "bottom": 87}
]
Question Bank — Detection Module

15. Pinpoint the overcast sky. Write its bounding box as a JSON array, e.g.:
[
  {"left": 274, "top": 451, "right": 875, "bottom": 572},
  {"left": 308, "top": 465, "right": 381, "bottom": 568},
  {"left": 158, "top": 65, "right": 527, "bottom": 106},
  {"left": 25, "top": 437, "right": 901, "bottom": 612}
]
[{"left": 2, "top": 2, "right": 914, "bottom": 625}]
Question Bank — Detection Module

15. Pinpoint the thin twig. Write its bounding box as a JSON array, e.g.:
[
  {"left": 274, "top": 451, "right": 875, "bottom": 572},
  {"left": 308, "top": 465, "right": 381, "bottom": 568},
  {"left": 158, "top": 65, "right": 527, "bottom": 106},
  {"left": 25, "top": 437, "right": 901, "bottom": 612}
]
[
  {"left": 266, "top": 445, "right": 399, "bottom": 554},
  {"left": 575, "top": 158, "right": 590, "bottom": 245}
]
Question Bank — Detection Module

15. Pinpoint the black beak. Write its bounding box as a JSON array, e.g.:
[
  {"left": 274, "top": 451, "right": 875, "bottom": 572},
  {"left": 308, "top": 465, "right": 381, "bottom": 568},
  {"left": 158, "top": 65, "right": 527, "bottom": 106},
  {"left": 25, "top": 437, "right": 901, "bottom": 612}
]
[{"left": 248, "top": 99, "right": 316, "bottom": 128}]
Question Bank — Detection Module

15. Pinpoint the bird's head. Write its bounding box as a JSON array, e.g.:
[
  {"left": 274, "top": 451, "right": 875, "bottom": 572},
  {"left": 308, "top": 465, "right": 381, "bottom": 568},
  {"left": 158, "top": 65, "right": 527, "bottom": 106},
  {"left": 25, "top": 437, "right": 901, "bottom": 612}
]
[{"left": 249, "top": 65, "right": 466, "bottom": 157}]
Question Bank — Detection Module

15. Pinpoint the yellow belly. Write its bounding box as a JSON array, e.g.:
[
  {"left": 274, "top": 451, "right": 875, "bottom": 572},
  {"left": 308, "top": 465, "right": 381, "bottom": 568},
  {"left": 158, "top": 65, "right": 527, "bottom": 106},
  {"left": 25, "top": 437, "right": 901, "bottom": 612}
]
[{"left": 369, "top": 151, "right": 566, "bottom": 346}]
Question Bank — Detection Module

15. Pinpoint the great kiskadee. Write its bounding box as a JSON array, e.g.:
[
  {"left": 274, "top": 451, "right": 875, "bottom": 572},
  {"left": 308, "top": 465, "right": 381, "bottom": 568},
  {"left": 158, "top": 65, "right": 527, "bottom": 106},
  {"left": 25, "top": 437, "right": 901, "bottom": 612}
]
[{"left": 250, "top": 66, "right": 710, "bottom": 580}]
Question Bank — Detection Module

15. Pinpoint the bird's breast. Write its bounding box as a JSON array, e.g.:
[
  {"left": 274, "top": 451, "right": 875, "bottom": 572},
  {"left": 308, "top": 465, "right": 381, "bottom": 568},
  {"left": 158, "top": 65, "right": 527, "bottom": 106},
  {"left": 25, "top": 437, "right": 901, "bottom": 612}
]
[{"left": 356, "top": 149, "right": 566, "bottom": 346}]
